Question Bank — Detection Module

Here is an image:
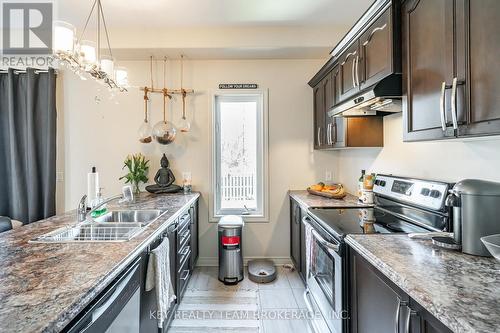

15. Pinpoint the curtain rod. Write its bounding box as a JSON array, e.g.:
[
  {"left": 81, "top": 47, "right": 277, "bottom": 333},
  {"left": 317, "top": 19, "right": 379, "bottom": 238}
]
[{"left": 0, "top": 68, "right": 59, "bottom": 75}]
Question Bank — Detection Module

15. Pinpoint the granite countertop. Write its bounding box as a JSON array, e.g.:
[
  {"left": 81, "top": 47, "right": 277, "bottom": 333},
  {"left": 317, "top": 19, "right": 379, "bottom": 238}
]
[
  {"left": 289, "top": 189, "right": 371, "bottom": 209},
  {"left": 0, "top": 192, "right": 200, "bottom": 333},
  {"left": 346, "top": 234, "right": 500, "bottom": 333}
]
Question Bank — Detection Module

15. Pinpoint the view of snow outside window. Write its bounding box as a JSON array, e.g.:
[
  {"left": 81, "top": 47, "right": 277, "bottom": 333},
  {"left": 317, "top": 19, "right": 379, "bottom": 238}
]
[{"left": 219, "top": 100, "right": 258, "bottom": 210}]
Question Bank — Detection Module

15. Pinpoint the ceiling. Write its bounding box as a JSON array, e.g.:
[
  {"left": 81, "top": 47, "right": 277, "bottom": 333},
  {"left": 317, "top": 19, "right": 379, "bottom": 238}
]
[
  {"left": 57, "top": 0, "right": 374, "bottom": 29},
  {"left": 55, "top": 0, "right": 375, "bottom": 59}
]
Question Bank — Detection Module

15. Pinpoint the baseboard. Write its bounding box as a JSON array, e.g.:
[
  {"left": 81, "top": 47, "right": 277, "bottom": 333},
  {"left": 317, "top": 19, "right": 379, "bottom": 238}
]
[{"left": 196, "top": 256, "right": 292, "bottom": 267}]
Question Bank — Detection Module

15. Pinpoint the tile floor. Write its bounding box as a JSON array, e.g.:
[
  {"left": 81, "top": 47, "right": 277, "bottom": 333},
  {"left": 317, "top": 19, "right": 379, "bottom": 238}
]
[{"left": 169, "top": 266, "right": 313, "bottom": 333}]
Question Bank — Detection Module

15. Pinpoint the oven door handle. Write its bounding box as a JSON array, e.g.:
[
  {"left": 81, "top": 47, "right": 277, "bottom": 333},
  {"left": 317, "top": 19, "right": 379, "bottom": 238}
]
[
  {"left": 312, "top": 229, "right": 340, "bottom": 252},
  {"left": 303, "top": 216, "right": 340, "bottom": 253}
]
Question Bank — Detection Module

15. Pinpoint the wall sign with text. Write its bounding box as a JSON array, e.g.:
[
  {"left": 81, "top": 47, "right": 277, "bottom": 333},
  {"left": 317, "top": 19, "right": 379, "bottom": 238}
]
[{"left": 219, "top": 83, "right": 258, "bottom": 89}]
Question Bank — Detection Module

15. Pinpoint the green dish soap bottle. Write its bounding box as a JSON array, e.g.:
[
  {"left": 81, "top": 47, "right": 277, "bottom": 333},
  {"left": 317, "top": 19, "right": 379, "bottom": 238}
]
[{"left": 90, "top": 188, "right": 108, "bottom": 218}]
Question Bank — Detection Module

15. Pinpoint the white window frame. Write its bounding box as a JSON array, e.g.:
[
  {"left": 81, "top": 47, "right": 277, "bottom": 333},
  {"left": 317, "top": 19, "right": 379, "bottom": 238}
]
[{"left": 209, "top": 89, "right": 269, "bottom": 222}]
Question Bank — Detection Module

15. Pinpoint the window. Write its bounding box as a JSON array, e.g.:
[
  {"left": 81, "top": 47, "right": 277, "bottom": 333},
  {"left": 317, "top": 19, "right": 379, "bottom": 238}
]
[{"left": 212, "top": 91, "right": 268, "bottom": 220}]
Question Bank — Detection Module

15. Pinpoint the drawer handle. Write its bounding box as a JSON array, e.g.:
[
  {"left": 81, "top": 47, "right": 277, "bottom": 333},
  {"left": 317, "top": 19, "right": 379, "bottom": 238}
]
[
  {"left": 180, "top": 246, "right": 190, "bottom": 256},
  {"left": 180, "top": 269, "right": 190, "bottom": 281}
]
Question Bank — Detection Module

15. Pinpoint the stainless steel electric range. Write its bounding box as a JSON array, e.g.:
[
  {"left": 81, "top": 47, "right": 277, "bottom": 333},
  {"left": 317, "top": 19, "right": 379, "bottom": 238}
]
[{"left": 302, "top": 174, "right": 453, "bottom": 333}]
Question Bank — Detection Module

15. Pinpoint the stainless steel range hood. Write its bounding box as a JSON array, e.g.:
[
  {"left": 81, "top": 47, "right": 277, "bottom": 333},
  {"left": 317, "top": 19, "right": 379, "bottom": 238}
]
[{"left": 328, "top": 74, "right": 402, "bottom": 117}]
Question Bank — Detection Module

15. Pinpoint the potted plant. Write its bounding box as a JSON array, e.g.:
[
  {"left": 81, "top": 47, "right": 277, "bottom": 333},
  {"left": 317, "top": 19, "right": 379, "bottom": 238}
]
[{"left": 119, "top": 153, "right": 149, "bottom": 194}]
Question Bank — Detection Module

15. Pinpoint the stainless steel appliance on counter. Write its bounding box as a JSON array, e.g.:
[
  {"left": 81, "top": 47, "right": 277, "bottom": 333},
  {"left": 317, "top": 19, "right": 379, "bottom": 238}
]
[
  {"left": 446, "top": 179, "right": 500, "bottom": 256},
  {"left": 303, "top": 174, "right": 453, "bottom": 333}
]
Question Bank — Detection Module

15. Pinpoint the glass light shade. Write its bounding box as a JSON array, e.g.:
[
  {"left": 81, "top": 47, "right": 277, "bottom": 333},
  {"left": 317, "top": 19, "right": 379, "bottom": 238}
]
[
  {"left": 138, "top": 121, "right": 153, "bottom": 144},
  {"left": 100, "top": 56, "right": 115, "bottom": 78},
  {"left": 178, "top": 117, "right": 191, "bottom": 133},
  {"left": 79, "top": 40, "right": 97, "bottom": 65},
  {"left": 153, "top": 121, "right": 177, "bottom": 145},
  {"left": 114, "top": 66, "right": 128, "bottom": 86},
  {"left": 53, "top": 21, "right": 75, "bottom": 54}
]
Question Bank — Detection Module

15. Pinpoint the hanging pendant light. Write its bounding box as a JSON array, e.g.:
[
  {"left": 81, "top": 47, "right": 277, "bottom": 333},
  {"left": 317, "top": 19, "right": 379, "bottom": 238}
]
[
  {"left": 138, "top": 88, "right": 153, "bottom": 143},
  {"left": 100, "top": 55, "right": 115, "bottom": 79},
  {"left": 178, "top": 55, "right": 191, "bottom": 133},
  {"left": 53, "top": 0, "right": 127, "bottom": 92},
  {"left": 153, "top": 57, "right": 177, "bottom": 145},
  {"left": 53, "top": 21, "right": 76, "bottom": 55},
  {"left": 114, "top": 66, "right": 128, "bottom": 87}
]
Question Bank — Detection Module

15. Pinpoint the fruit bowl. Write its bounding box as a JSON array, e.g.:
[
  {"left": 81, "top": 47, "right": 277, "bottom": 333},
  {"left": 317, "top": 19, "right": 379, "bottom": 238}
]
[
  {"left": 307, "top": 183, "right": 346, "bottom": 199},
  {"left": 481, "top": 234, "right": 500, "bottom": 262}
]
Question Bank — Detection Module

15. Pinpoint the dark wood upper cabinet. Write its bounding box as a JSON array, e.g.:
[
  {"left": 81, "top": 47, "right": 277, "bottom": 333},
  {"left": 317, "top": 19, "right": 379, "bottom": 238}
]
[
  {"left": 403, "top": 0, "right": 500, "bottom": 141},
  {"left": 402, "top": 0, "right": 457, "bottom": 141},
  {"left": 459, "top": 0, "right": 500, "bottom": 137},
  {"left": 339, "top": 41, "right": 361, "bottom": 102},
  {"left": 360, "top": 8, "right": 393, "bottom": 89},
  {"left": 325, "top": 70, "right": 336, "bottom": 111},
  {"left": 313, "top": 82, "right": 326, "bottom": 149}
]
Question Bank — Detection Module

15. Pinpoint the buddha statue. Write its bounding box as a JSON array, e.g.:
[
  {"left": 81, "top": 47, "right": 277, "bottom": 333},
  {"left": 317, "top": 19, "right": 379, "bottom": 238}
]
[{"left": 146, "top": 154, "right": 182, "bottom": 194}]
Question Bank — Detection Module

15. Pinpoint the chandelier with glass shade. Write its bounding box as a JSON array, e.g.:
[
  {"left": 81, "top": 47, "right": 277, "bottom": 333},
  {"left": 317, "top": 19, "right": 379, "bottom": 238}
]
[{"left": 53, "top": 0, "right": 128, "bottom": 91}]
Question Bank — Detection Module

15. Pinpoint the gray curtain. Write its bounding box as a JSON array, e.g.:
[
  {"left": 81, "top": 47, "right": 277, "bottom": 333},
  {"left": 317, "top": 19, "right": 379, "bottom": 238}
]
[{"left": 0, "top": 68, "right": 57, "bottom": 224}]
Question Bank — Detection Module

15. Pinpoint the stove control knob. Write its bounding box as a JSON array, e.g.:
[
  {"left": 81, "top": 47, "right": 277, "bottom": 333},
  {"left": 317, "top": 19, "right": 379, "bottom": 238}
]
[
  {"left": 430, "top": 190, "right": 441, "bottom": 198},
  {"left": 380, "top": 180, "right": 386, "bottom": 187},
  {"left": 420, "top": 188, "right": 431, "bottom": 196}
]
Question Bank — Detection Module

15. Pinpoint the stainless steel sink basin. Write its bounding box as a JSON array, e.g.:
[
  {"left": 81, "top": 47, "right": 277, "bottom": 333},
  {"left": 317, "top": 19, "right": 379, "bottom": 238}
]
[
  {"left": 93, "top": 209, "right": 167, "bottom": 226},
  {"left": 30, "top": 209, "right": 168, "bottom": 243},
  {"left": 30, "top": 223, "right": 144, "bottom": 243}
]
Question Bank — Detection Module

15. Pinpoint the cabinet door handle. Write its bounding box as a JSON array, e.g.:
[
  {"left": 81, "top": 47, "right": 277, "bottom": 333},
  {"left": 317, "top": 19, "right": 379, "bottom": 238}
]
[
  {"left": 355, "top": 55, "right": 360, "bottom": 87},
  {"left": 328, "top": 123, "right": 333, "bottom": 145},
  {"left": 395, "top": 298, "right": 408, "bottom": 333},
  {"left": 405, "top": 307, "right": 417, "bottom": 333},
  {"left": 333, "top": 121, "right": 337, "bottom": 144},
  {"left": 439, "top": 81, "right": 447, "bottom": 131},
  {"left": 317, "top": 127, "right": 322, "bottom": 146},
  {"left": 450, "top": 77, "right": 459, "bottom": 130},
  {"left": 328, "top": 123, "right": 332, "bottom": 145},
  {"left": 351, "top": 54, "right": 357, "bottom": 88}
]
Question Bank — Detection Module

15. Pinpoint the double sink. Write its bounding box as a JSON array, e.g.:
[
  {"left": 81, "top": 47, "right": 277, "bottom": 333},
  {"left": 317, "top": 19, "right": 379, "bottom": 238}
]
[{"left": 31, "top": 210, "right": 168, "bottom": 243}]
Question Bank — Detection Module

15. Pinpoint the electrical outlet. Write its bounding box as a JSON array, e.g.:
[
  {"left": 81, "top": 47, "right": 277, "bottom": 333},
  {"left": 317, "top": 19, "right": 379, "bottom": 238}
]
[
  {"left": 56, "top": 172, "right": 64, "bottom": 182},
  {"left": 325, "top": 170, "right": 333, "bottom": 182}
]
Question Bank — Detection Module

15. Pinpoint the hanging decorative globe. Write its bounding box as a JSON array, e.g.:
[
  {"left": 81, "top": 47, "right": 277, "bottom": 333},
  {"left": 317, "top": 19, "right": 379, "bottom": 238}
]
[
  {"left": 153, "top": 120, "right": 177, "bottom": 145},
  {"left": 178, "top": 117, "right": 191, "bottom": 133},
  {"left": 138, "top": 120, "right": 153, "bottom": 143}
]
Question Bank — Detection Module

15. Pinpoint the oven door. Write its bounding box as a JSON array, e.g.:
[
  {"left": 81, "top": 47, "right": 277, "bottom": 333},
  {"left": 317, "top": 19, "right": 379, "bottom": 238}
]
[{"left": 303, "top": 216, "right": 343, "bottom": 333}]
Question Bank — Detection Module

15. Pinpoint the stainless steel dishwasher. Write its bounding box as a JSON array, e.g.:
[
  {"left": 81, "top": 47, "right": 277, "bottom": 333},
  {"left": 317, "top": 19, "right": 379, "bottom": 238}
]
[{"left": 66, "top": 258, "right": 141, "bottom": 333}]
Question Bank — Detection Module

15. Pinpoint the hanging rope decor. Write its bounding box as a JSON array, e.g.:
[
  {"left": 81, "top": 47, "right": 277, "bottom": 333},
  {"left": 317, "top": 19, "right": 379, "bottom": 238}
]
[
  {"left": 139, "top": 54, "right": 194, "bottom": 142},
  {"left": 178, "top": 55, "right": 191, "bottom": 133},
  {"left": 152, "top": 57, "right": 176, "bottom": 145},
  {"left": 138, "top": 87, "right": 153, "bottom": 143}
]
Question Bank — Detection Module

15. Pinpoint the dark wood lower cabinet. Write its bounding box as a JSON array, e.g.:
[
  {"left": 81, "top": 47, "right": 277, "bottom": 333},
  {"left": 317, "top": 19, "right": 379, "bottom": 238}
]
[
  {"left": 290, "top": 199, "right": 301, "bottom": 270},
  {"left": 349, "top": 247, "right": 452, "bottom": 333},
  {"left": 140, "top": 201, "right": 199, "bottom": 332},
  {"left": 290, "top": 197, "right": 307, "bottom": 283}
]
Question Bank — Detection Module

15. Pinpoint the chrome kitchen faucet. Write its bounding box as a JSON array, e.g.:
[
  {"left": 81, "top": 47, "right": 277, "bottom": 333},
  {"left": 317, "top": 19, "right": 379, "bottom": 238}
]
[{"left": 77, "top": 185, "right": 134, "bottom": 222}]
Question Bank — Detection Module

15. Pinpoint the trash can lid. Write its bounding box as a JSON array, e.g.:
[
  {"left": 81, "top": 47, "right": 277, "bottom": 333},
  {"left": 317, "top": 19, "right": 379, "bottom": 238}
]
[{"left": 218, "top": 215, "right": 244, "bottom": 228}]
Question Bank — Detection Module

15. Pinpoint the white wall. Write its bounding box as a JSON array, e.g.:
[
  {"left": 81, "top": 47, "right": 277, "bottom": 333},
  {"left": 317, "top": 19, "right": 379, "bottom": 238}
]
[
  {"left": 59, "top": 59, "right": 338, "bottom": 263},
  {"left": 337, "top": 113, "right": 500, "bottom": 193}
]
